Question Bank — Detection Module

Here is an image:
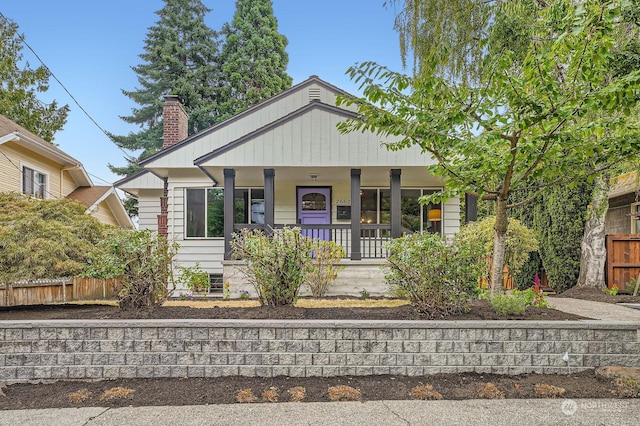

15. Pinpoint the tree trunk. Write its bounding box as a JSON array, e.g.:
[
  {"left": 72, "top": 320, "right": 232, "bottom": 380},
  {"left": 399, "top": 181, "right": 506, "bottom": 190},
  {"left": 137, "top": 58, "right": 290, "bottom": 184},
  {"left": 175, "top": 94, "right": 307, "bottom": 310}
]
[
  {"left": 491, "top": 198, "right": 509, "bottom": 295},
  {"left": 575, "top": 174, "right": 609, "bottom": 289}
]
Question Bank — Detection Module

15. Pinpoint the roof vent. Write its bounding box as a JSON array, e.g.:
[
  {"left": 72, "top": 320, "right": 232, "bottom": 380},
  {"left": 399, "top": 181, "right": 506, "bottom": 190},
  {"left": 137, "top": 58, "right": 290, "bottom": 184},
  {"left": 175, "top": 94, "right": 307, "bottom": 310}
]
[{"left": 309, "top": 88, "right": 321, "bottom": 102}]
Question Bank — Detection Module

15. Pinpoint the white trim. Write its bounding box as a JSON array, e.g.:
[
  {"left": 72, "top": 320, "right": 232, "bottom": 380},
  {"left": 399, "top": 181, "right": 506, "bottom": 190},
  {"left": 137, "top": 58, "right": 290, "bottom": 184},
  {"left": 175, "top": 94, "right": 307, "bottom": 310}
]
[
  {"left": 0, "top": 132, "right": 20, "bottom": 145},
  {"left": 20, "top": 161, "right": 49, "bottom": 199}
]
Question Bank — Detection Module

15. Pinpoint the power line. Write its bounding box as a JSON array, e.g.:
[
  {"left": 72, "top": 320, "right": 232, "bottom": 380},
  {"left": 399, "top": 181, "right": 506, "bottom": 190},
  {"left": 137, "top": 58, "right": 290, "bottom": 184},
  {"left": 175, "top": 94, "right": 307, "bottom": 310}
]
[
  {"left": 88, "top": 173, "right": 116, "bottom": 186},
  {"left": 0, "top": 11, "right": 137, "bottom": 165}
]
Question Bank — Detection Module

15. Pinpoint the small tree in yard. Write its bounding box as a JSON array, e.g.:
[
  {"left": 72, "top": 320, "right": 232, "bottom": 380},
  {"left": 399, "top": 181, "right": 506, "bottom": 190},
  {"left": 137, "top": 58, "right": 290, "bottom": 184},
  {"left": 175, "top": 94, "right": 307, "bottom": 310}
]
[
  {"left": 339, "top": 0, "right": 640, "bottom": 293},
  {"left": 84, "top": 229, "right": 177, "bottom": 310},
  {"left": 0, "top": 193, "right": 106, "bottom": 283},
  {"left": 231, "top": 227, "right": 313, "bottom": 306},
  {"left": 384, "top": 233, "right": 485, "bottom": 319},
  {"left": 232, "top": 228, "right": 345, "bottom": 302},
  {"left": 455, "top": 216, "right": 538, "bottom": 287},
  {"left": 306, "top": 240, "right": 345, "bottom": 298}
]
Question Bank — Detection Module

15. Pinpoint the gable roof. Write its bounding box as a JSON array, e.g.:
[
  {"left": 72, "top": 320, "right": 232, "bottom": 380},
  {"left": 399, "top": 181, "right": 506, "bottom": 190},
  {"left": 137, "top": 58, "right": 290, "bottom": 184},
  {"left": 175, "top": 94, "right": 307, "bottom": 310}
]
[
  {"left": 139, "top": 75, "right": 349, "bottom": 167},
  {"left": 194, "top": 100, "right": 358, "bottom": 165},
  {"left": 66, "top": 186, "right": 134, "bottom": 228},
  {"left": 0, "top": 114, "right": 92, "bottom": 187}
]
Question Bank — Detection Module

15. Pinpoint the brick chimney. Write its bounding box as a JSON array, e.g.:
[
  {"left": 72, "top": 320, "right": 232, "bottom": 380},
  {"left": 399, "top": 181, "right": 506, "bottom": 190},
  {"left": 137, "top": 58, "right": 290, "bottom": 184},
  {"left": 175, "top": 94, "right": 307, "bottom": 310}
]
[{"left": 162, "top": 95, "right": 188, "bottom": 149}]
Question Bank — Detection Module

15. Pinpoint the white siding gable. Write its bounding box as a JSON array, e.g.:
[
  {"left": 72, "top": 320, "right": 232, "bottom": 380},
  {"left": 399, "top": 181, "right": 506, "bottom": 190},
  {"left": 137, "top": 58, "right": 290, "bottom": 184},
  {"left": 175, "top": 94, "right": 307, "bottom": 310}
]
[
  {"left": 197, "top": 105, "right": 434, "bottom": 168},
  {"left": 143, "top": 78, "right": 352, "bottom": 170}
]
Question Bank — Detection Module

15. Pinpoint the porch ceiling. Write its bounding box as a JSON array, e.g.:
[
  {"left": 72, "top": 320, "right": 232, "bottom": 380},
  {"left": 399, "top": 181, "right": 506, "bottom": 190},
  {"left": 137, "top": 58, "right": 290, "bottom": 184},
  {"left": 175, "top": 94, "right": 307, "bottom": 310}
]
[{"left": 200, "top": 166, "right": 445, "bottom": 188}]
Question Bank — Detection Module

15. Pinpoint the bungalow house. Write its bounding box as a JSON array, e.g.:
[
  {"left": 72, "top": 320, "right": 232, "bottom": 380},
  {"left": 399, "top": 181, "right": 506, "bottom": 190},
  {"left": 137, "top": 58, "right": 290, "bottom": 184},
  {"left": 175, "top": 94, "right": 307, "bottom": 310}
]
[
  {"left": 0, "top": 113, "right": 133, "bottom": 229},
  {"left": 116, "top": 76, "right": 462, "bottom": 296}
]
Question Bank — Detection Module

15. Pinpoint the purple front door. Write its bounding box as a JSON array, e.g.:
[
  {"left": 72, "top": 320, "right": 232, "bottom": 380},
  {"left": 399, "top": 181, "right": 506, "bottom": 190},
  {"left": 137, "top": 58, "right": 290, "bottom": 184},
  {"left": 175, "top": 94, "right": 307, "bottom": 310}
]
[{"left": 297, "top": 187, "right": 331, "bottom": 241}]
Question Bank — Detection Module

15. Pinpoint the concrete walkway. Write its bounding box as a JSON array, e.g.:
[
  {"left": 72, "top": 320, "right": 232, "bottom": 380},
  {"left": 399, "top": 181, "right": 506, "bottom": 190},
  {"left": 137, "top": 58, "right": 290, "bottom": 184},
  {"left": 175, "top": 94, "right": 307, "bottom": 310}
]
[
  {"left": 0, "top": 399, "right": 638, "bottom": 426},
  {"left": 549, "top": 297, "right": 640, "bottom": 321}
]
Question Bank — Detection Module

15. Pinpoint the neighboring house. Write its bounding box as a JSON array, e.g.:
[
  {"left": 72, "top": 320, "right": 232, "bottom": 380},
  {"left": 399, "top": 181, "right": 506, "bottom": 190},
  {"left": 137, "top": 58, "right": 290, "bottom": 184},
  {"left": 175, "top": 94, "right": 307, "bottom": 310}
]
[
  {"left": 607, "top": 171, "right": 640, "bottom": 235},
  {"left": 116, "top": 76, "right": 461, "bottom": 295},
  {"left": 0, "top": 114, "right": 133, "bottom": 228}
]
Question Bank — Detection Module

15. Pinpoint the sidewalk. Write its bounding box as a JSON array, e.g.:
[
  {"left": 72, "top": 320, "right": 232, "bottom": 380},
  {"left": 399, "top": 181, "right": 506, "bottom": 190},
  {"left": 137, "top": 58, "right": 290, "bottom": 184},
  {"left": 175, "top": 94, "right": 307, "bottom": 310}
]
[
  {"left": 1, "top": 399, "right": 639, "bottom": 426},
  {"left": 549, "top": 297, "right": 640, "bottom": 321}
]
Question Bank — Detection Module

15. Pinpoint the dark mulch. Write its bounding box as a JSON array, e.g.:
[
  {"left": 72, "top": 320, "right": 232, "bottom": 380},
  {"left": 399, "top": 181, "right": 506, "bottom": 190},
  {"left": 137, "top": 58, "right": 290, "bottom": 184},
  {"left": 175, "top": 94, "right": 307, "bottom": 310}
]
[
  {"left": 554, "top": 287, "right": 640, "bottom": 304},
  {"left": 0, "top": 290, "right": 619, "bottom": 409},
  {"left": 0, "top": 370, "right": 626, "bottom": 410},
  {"left": 0, "top": 299, "right": 588, "bottom": 321}
]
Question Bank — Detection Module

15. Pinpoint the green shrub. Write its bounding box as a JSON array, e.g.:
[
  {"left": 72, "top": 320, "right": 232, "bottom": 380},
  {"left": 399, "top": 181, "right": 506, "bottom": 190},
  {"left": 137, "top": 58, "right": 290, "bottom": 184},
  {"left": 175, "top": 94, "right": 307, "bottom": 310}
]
[
  {"left": 489, "top": 294, "right": 528, "bottom": 315},
  {"left": 177, "top": 262, "right": 209, "bottom": 293},
  {"left": 512, "top": 287, "right": 549, "bottom": 308},
  {"left": 231, "top": 227, "right": 313, "bottom": 306},
  {"left": 455, "top": 216, "right": 538, "bottom": 282},
  {"left": 306, "top": 239, "right": 344, "bottom": 297},
  {"left": 384, "top": 232, "right": 484, "bottom": 318},
  {"left": 84, "top": 229, "right": 178, "bottom": 310},
  {"left": 0, "top": 193, "right": 107, "bottom": 283}
]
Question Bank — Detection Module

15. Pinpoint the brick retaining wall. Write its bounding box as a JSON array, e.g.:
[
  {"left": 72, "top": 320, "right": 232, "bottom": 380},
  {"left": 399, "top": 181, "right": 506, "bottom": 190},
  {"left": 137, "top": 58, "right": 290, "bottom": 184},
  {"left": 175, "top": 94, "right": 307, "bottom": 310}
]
[{"left": 0, "top": 320, "right": 638, "bottom": 383}]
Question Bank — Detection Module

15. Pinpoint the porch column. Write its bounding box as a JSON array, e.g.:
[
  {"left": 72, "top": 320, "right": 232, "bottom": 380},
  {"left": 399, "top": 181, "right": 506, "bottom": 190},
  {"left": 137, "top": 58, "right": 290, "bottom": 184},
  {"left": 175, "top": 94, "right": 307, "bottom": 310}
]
[
  {"left": 223, "top": 168, "right": 235, "bottom": 260},
  {"left": 465, "top": 193, "right": 478, "bottom": 223},
  {"left": 264, "top": 168, "right": 275, "bottom": 235},
  {"left": 351, "top": 169, "right": 362, "bottom": 260},
  {"left": 390, "top": 169, "right": 401, "bottom": 239}
]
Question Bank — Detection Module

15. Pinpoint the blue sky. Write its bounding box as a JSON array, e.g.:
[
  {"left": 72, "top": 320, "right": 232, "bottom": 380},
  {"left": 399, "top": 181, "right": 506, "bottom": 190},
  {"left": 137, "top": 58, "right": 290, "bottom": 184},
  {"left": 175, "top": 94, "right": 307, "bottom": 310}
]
[{"left": 2, "top": 1, "right": 406, "bottom": 186}]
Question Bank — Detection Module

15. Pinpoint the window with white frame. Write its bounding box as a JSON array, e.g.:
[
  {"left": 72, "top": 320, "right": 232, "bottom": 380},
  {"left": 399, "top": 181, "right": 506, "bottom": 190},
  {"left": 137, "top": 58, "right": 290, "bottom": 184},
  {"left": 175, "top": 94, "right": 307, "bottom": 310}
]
[
  {"left": 185, "top": 187, "right": 264, "bottom": 238},
  {"left": 360, "top": 188, "right": 443, "bottom": 235},
  {"left": 22, "top": 166, "right": 47, "bottom": 198}
]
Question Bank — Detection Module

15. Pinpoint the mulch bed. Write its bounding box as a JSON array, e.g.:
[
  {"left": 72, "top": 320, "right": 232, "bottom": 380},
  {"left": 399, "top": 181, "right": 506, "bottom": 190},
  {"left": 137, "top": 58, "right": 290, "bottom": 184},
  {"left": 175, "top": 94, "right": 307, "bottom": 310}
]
[
  {"left": 0, "top": 370, "right": 629, "bottom": 409},
  {"left": 1, "top": 287, "right": 636, "bottom": 409},
  {"left": 554, "top": 287, "right": 640, "bottom": 304},
  {"left": 0, "top": 299, "right": 587, "bottom": 321}
]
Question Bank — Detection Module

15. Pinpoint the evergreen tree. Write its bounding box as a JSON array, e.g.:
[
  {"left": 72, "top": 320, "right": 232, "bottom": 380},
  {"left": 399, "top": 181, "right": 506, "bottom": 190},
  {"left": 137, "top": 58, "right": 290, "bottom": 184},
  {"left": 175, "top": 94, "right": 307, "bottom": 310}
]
[
  {"left": 0, "top": 15, "right": 69, "bottom": 142},
  {"left": 110, "top": 0, "right": 221, "bottom": 177},
  {"left": 218, "top": 0, "right": 292, "bottom": 119}
]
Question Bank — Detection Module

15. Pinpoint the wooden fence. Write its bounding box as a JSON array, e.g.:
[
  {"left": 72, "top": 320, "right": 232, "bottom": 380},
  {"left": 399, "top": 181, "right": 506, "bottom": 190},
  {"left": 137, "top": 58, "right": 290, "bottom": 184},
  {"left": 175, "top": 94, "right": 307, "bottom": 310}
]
[
  {"left": 0, "top": 277, "right": 119, "bottom": 307},
  {"left": 606, "top": 234, "right": 640, "bottom": 292}
]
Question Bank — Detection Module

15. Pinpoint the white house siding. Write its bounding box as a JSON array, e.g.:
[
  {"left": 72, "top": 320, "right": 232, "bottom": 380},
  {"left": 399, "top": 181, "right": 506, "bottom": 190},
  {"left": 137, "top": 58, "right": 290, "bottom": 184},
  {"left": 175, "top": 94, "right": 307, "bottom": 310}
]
[
  {"left": 137, "top": 190, "right": 163, "bottom": 231},
  {"left": 145, "top": 82, "right": 343, "bottom": 171},
  {"left": 198, "top": 108, "right": 434, "bottom": 169}
]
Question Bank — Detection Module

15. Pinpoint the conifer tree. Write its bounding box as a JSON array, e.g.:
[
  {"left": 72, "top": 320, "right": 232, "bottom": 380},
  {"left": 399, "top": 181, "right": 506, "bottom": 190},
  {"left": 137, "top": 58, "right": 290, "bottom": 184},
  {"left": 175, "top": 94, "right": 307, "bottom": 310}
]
[
  {"left": 218, "top": 0, "right": 292, "bottom": 119},
  {"left": 0, "top": 15, "right": 69, "bottom": 142},
  {"left": 110, "top": 0, "right": 221, "bottom": 176}
]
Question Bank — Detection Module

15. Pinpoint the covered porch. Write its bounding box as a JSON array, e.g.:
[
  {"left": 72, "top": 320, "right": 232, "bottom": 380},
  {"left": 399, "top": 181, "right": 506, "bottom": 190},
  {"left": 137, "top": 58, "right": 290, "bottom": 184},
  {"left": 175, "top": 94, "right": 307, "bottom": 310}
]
[{"left": 216, "top": 165, "right": 453, "bottom": 260}]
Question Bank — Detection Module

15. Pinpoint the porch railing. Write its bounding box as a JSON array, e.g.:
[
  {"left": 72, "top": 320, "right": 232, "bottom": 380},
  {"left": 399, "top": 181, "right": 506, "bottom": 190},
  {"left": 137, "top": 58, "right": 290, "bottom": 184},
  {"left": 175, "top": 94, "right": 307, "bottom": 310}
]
[{"left": 233, "top": 223, "right": 392, "bottom": 259}]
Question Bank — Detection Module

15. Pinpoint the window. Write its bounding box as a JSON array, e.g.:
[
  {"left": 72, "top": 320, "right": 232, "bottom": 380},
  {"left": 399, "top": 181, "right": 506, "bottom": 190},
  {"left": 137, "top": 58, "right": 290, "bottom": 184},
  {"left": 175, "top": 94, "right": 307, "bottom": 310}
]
[
  {"left": 22, "top": 166, "right": 47, "bottom": 198},
  {"left": 631, "top": 202, "right": 640, "bottom": 233},
  {"left": 185, "top": 187, "right": 264, "bottom": 238},
  {"left": 234, "top": 188, "right": 265, "bottom": 225},
  {"left": 302, "top": 193, "right": 326, "bottom": 211},
  {"left": 360, "top": 188, "right": 442, "bottom": 234},
  {"left": 186, "top": 188, "right": 224, "bottom": 238}
]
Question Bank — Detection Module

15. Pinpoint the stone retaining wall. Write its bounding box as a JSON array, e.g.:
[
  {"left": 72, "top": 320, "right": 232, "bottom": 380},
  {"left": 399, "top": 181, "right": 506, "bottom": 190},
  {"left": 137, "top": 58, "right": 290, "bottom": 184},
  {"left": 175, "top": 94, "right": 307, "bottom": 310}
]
[{"left": 0, "top": 320, "right": 639, "bottom": 383}]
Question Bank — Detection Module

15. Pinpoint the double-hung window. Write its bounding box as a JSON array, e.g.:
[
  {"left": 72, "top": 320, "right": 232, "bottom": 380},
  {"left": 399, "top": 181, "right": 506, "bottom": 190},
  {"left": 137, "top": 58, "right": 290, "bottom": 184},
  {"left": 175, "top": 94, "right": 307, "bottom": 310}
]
[
  {"left": 185, "top": 187, "right": 265, "bottom": 238},
  {"left": 22, "top": 166, "right": 47, "bottom": 198}
]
